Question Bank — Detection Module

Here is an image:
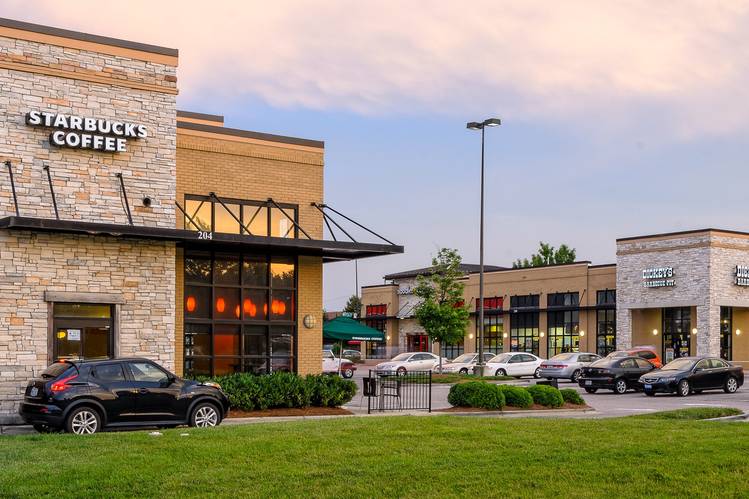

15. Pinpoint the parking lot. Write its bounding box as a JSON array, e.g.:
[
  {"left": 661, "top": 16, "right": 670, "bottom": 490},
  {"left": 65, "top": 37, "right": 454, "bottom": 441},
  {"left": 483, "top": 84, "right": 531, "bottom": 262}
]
[{"left": 346, "top": 369, "right": 749, "bottom": 417}]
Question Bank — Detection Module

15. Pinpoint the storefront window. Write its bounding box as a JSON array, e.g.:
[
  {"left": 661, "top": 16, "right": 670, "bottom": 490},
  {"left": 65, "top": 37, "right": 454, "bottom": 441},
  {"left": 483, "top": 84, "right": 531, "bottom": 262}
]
[
  {"left": 662, "top": 307, "right": 691, "bottom": 361},
  {"left": 547, "top": 310, "right": 579, "bottom": 356},
  {"left": 476, "top": 315, "right": 503, "bottom": 354},
  {"left": 596, "top": 309, "right": 616, "bottom": 356},
  {"left": 720, "top": 307, "right": 732, "bottom": 361},
  {"left": 510, "top": 312, "right": 539, "bottom": 355},
  {"left": 183, "top": 250, "right": 297, "bottom": 376},
  {"left": 441, "top": 342, "right": 464, "bottom": 360},
  {"left": 53, "top": 303, "right": 113, "bottom": 361},
  {"left": 184, "top": 195, "right": 297, "bottom": 238}
]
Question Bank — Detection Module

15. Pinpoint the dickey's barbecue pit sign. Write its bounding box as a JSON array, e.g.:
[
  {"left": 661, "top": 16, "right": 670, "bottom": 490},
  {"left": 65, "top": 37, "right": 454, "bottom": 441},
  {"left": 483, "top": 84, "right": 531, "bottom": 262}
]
[{"left": 25, "top": 111, "right": 147, "bottom": 153}]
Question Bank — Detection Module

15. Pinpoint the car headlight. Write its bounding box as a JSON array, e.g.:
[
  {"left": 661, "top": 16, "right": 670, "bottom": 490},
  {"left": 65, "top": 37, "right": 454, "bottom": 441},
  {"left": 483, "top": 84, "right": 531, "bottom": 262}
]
[{"left": 201, "top": 381, "right": 221, "bottom": 389}]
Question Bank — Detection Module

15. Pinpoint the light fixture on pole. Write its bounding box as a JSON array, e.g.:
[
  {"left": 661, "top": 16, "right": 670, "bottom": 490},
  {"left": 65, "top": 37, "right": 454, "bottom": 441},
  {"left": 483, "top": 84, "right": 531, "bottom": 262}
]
[{"left": 466, "top": 117, "right": 500, "bottom": 377}]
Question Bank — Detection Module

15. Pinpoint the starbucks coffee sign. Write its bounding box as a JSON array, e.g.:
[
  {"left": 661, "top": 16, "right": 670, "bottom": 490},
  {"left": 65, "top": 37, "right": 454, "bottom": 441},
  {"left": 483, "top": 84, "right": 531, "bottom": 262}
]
[
  {"left": 642, "top": 267, "right": 675, "bottom": 288},
  {"left": 25, "top": 111, "right": 147, "bottom": 152},
  {"left": 735, "top": 265, "right": 749, "bottom": 286}
]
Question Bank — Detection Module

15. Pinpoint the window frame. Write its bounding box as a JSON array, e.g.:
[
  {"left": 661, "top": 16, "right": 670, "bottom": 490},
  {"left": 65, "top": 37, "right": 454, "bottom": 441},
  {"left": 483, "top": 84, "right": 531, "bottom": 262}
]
[
  {"left": 596, "top": 308, "right": 616, "bottom": 356},
  {"left": 52, "top": 303, "right": 115, "bottom": 362},
  {"left": 547, "top": 309, "right": 580, "bottom": 356},
  {"left": 509, "top": 311, "right": 539, "bottom": 356},
  {"left": 475, "top": 314, "right": 503, "bottom": 354}
]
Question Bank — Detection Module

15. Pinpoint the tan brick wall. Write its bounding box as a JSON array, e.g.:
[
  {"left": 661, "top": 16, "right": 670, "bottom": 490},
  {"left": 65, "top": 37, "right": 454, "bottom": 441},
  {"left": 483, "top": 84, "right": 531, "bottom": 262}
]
[{"left": 297, "top": 256, "right": 322, "bottom": 374}]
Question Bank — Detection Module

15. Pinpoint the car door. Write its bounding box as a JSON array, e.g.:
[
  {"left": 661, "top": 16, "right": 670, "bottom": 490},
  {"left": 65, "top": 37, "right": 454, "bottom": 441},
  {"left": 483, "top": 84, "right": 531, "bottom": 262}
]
[
  {"left": 708, "top": 359, "right": 729, "bottom": 388},
  {"left": 690, "top": 359, "right": 712, "bottom": 390},
  {"left": 618, "top": 358, "right": 639, "bottom": 384},
  {"left": 506, "top": 355, "right": 524, "bottom": 376},
  {"left": 415, "top": 353, "right": 436, "bottom": 370},
  {"left": 125, "top": 361, "right": 183, "bottom": 421},
  {"left": 521, "top": 354, "right": 540, "bottom": 376},
  {"left": 88, "top": 362, "right": 137, "bottom": 423},
  {"left": 632, "top": 358, "right": 654, "bottom": 387},
  {"left": 322, "top": 351, "right": 336, "bottom": 372}
]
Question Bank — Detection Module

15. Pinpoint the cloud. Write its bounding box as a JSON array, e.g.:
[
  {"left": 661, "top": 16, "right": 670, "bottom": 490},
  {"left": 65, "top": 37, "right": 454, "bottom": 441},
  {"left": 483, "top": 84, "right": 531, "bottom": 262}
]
[{"left": 4, "top": 0, "right": 749, "bottom": 136}]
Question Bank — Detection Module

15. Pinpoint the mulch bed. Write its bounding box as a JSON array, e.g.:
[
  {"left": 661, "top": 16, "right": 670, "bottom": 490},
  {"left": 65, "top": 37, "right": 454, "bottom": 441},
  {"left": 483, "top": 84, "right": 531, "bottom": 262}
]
[
  {"left": 436, "top": 402, "right": 591, "bottom": 413},
  {"left": 228, "top": 407, "right": 353, "bottom": 418}
]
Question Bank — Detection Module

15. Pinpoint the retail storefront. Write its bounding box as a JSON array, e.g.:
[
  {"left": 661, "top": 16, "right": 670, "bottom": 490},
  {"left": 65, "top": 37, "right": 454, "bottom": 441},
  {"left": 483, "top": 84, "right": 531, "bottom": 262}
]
[
  {"left": 0, "top": 18, "right": 401, "bottom": 422},
  {"left": 362, "top": 229, "right": 749, "bottom": 368}
]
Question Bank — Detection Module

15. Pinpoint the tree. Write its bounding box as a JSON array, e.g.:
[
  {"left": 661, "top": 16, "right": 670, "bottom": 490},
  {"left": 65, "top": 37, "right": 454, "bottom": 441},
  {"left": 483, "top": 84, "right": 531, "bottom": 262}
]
[
  {"left": 413, "top": 248, "right": 470, "bottom": 371},
  {"left": 343, "top": 295, "right": 363, "bottom": 318},
  {"left": 513, "top": 242, "right": 577, "bottom": 268}
]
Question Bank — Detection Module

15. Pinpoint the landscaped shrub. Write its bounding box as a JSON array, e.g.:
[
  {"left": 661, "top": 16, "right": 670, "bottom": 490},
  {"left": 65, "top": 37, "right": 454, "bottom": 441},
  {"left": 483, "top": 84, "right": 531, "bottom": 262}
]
[
  {"left": 526, "top": 384, "right": 564, "bottom": 408},
  {"left": 197, "top": 372, "right": 355, "bottom": 411},
  {"left": 498, "top": 384, "right": 534, "bottom": 408},
  {"left": 448, "top": 381, "right": 505, "bottom": 410},
  {"left": 560, "top": 388, "right": 585, "bottom": 405}
]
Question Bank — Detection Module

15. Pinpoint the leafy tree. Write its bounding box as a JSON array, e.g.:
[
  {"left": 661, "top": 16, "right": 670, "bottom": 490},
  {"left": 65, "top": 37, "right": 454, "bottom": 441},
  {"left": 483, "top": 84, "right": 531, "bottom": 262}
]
[
  {"left": 513, "top": 242, "right": 577, "bottom": 268},
  {"left": 343, "top": 295, "right": 363, "bottom": 318},
  {"left": 413, "top": 248, "right": 470, "bottom": 371}
]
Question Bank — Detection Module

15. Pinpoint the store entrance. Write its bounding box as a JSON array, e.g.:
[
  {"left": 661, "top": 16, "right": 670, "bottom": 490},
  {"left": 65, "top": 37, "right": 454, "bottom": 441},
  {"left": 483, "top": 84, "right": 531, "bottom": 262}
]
[
  {"left": 407, "top": 334, "right": 429, "bottom": 352},
  {"left": 662, "top": 307, "right": 691, "bottom": 363}
]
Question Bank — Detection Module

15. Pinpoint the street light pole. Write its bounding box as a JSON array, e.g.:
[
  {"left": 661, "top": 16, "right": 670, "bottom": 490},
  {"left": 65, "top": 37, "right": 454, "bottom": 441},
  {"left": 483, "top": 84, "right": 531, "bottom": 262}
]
[{"left": 467, "top": 118, "right": 501, "bottom": 377}]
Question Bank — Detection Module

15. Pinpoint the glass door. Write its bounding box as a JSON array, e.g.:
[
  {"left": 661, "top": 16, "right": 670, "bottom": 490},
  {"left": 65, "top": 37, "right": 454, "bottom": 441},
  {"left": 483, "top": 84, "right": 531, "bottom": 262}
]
[{"left": 662, "top": 307, "right": 690, "bottom": 361}]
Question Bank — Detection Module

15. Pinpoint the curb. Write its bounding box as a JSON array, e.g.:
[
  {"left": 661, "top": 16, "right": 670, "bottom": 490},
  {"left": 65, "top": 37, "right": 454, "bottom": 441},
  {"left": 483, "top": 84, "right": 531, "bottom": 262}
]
[{"left": 703, "top": 412, "right": 749, "bottom": 422}]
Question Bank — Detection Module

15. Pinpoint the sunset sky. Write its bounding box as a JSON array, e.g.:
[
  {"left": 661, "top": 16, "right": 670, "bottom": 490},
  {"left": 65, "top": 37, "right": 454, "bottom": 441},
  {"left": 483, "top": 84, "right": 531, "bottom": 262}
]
[{"left": 6, "top": 1, "right": 749, "bottom": 309}]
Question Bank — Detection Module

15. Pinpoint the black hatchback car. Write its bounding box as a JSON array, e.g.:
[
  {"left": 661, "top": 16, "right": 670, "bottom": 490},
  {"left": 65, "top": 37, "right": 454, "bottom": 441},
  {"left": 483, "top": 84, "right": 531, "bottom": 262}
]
[
  {"left": 578, "top": 356, "right": 656, "bottom": 394},
  {"left": 19, "top": 358, "right": 229, "bottom": 434},
  {"left": 639, "top": 356, "right": 744, "bottom": 397}
]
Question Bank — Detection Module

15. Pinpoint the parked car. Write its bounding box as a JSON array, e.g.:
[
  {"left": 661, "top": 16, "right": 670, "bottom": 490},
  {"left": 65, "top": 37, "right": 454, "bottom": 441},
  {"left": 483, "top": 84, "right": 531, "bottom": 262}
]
[
  {"left": 639, "top": 356, "right": 744, "bottom": 397},
  {"left": 578, "top": 356, "right": 656, "bottom": 394},
  {"left": 539, "top": 352, "right": 602, "bottom": 382},
  {"left": 19, "top": 358, "right": 230, "bottom": 434},
  {"left": 607, "top": 347, "right": 662, "bottom": 368},
  {"left": 375, "top": 352, "right": 448, "bottom": 375},
  {"left": 434, "top": 352, "right": 495, "bottom": 374},
  {"left": 341, "top": 349, "right": 362, "bottom": 362},
  {"left": 484, "top": 352, "right": 545, "bottom": 378},
  {"left": 322, "top": 350, "right": 357, "bottom": 378}
]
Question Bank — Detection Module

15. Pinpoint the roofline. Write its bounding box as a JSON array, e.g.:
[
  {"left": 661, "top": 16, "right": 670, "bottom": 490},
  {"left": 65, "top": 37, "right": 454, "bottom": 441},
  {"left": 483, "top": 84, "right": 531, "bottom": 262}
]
[
  {"left": 177, "top": 110, "right": 224, "bottom": 123},
  {"left": 617, "top": 228, "right": 749, "bottom": 242},
  {"left": 588, "top": 263, "right": 616, "bottom": 269},
  {"left": 361, "top": 283, "right": 398, "bottom": 289},
  {"left": 480, "top": 261, "right": 593, "bottom": 275},
  {"left": 0, "top": 17, "right": 178, "bottom": 57},
  {"left": 383, "top": 264, "right": 505, "bottom": 281},
  {"left": 176, "top": 121, "right": 324, "bottom": 149}
]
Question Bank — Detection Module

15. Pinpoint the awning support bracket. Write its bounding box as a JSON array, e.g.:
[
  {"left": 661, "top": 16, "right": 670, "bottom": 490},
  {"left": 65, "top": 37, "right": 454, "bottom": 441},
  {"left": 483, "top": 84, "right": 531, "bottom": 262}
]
[
  {"left": 318, "top": 203, "right": 397, "bottom": 246},
  {"left": 209, "top": 192, "right": 254, "bottom": 236},
  {"left": 175, "top": 200, "right": 201, "bottom": 231},
  {"left": 268, "top": 198, "right": 312, "bottom": 239},
  {"left": 115, "top": 173, "right": 133, "bottom": 226},
  {"left": 43, "top": 164, "right": 60, "bottom": 220},
  {"left": 312, "top": 202, "right": 356, "bottom": 243},
  {"left": 4, "top": 160, "right": 19, "bottom": 216}
]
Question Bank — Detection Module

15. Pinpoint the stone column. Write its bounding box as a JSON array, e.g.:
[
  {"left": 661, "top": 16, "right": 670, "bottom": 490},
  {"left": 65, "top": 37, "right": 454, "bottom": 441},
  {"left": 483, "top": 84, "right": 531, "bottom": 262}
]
[
  {"left": 616, "top": 307, "right": 632, "bottom": 349},
  {"left": 696, "top": 304, "right": 721, "bottom": 357}
]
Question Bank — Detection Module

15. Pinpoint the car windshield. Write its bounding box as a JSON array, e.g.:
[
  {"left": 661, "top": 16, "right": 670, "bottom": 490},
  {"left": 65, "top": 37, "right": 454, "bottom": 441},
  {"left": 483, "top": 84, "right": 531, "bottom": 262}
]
[
  {"left": 489, "top": 354, "right": 511, "bottom": 363},
  {"left": 452, "top": 354, "right": 475, "bottom": 363},
  {"left": 551, "top": 353, "right": 575, "bottom": 361},
  {"left": 589, "top": 358, "right": 616, "bottom": 367},
  {"left": 661, "top": 358, "right": 696, "bottom": 371},
  {"left": 391, "top": 353, "right": 412, "bottom": 362}
]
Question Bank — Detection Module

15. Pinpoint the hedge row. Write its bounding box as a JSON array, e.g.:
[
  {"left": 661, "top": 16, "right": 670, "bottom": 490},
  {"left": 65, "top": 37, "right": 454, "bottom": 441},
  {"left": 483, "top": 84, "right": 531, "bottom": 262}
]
[
  {"left": 198, "top": 372, "right": 357, "bottom": 411},
  {"left": 448, "top": 382, "right": 580, "bottom": 410}
]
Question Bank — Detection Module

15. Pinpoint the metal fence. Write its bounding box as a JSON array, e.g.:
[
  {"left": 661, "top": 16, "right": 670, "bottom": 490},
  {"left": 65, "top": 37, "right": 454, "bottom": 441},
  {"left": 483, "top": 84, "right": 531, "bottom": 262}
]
[{"left": 364, "top": 370, "right": 432, "bottom": 414}]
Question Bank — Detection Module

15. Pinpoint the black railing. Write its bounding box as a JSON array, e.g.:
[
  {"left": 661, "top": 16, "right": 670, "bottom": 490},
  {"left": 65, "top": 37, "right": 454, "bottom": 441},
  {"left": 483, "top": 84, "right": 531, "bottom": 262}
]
[{"left": 365, "top": 370, "right": 432, "bottom": 414}]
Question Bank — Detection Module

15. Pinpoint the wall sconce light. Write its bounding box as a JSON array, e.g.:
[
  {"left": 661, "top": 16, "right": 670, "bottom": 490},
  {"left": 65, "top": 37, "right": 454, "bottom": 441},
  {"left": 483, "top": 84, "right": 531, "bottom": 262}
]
[
  {"left": 302, "top": 314, "right": 317, "bottom": 329},
  {"left": 502, "top": 333, "right": 508, "bottom": 338},
  {"left": 469, "top": 333, "right": 474, "bottom": 339},
  {"left": 540, "top": 331, "right": 545, "bottom": 338},
  {"left": 579, "top": 330, "right": 585, "bottom": 337},
  {"left": 737, "top": 329, "right": 742, "bottom": 336},
  {"left": 691, "top": 328, "right": 698, "bottom": 336},
  {"left": 652, "top": 329, "right": 658, "bottom": 336},
  {"left": 386, "top": 335, "right": 391, "bottom": 341}
]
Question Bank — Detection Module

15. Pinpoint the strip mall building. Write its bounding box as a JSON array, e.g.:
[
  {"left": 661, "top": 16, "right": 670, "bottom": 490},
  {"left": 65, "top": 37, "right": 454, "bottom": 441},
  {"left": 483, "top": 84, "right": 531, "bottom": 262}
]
[
  {"left": 362, "top": 229, "right": 749, "bottom": 369},
  {"left": 0, "top": 18, "right": 401, "bottom": 422}
]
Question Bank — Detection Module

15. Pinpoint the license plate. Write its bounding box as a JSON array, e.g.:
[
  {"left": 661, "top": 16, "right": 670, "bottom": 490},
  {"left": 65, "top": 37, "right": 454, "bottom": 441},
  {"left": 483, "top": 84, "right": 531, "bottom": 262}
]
[
  {"left": 585, "top": 380, "right": 592, "bottom": 386},
  {"left": 30, "top": 387, "right": 38, "bottom": 397},
  {"left": 644, "top": 384, "right": 652, "bottom": 390}
]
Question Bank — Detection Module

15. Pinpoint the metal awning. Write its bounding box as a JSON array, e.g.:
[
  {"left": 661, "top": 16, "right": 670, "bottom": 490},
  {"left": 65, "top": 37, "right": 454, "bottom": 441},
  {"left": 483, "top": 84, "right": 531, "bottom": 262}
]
[{"left": 0, "top": 216, "right": 403, "bottom": 262}]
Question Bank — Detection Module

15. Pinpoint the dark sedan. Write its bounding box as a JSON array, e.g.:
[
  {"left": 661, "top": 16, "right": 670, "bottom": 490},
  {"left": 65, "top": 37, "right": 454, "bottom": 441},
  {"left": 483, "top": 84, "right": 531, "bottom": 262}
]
[
  {"left": 578, "top": 356, "right": 656, "bottom": 394},
  {"left": 639, "top": 357, "right": 744, "bottom": 397},
  {"left": 19, "top": 358, "right": 230, "bottom": 434}
]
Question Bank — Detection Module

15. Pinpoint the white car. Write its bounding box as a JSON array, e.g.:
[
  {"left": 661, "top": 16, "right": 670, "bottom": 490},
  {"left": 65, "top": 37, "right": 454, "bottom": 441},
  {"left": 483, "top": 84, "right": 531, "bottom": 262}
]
[
  {"left": 375, "top": 352, "right": 448, "bottom": 375},
  {"left": 322, "top": 350, "right": 356, "bottom": 378},
  {"left": 435, "top": 352, "right": 496, "bottom": 374},
  {"left": 484, "top": 352, "right": 545, "bottom": 378}
]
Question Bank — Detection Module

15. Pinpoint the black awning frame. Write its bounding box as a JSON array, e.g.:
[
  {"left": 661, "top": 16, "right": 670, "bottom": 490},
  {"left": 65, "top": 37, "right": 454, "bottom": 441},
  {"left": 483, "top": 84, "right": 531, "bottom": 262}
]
[{"left": 0, "top": 216, "right": 403, "bottom": 262}]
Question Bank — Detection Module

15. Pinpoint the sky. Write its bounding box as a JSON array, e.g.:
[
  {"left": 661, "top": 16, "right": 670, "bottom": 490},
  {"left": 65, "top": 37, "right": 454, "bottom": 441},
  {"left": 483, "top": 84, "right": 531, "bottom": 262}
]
[{"left": 4, "top": 1, "right": 749, "bottom": 309}]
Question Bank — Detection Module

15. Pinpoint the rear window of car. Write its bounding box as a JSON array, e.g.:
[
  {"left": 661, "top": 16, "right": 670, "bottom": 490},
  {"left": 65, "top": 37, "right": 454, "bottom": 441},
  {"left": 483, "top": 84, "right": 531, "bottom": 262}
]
[
  {"left": 93, "top": 364, "right": 126, "bottom": 382},
  {"left": 40, "top": 363, "right": 75, "bottom": 379},
  {"left": 637, "top": 351, "right": 656, "bottom": 360}
]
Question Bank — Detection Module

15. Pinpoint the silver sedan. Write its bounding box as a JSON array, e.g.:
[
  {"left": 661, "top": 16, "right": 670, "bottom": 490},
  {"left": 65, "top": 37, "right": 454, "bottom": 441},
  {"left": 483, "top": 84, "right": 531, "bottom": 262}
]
[{"left": 538, "top": 352, "right": 601, "bottom": 382}]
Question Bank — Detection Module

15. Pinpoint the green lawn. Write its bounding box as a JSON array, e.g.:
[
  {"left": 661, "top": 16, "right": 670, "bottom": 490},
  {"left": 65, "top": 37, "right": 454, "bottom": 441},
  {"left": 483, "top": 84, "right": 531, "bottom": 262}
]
[{"left": 2, "top": 412, "right": 748, "bottom": 498}]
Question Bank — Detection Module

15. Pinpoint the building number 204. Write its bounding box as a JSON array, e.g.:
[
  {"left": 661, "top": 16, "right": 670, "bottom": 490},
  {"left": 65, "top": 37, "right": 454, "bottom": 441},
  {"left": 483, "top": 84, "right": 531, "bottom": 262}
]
[{"left": 198, "top": 231, "right": 213, "bottom": 240}]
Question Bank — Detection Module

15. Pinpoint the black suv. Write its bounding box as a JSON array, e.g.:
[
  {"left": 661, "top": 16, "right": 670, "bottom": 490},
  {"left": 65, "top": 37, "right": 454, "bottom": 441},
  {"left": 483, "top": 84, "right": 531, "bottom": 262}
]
[{"left": 19, "top": 358, "right": 229, "bottom": 434}]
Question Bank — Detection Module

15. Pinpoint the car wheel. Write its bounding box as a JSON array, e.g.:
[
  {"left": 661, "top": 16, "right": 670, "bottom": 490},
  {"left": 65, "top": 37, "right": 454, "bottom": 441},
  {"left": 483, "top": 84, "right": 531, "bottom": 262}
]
[
  {"left": 724, "top": 376, "right": 739, "bottom": 394},
  {"left": 190, "top": 402, "right": 222, "bottom": 428},
  {"left": 459, "top": 368, "right": 468, "bottom": 375},
  {"left": 396, "top": 367, "right": 407, "bottom": 376},
  {"left": 614, "top": 379, "right": 627, "bottom": 394},
  {"left": 677, "top": 379, "right": 690, "bottom": 397},
  {"left": 534, "top": 368, "right": 542, "bottom": 379},
  {"left": 584, "top": 388, "right": 598, "bottom": 394},
  {"left": 495, "top": 368, "right": 506, "bottom": 377},
  {"left": 571, "top": 370, "right": 582, "bottom": 383},
  {"left": 342, "top": 368, "right": 354, "bottom": 379},
  {"left": 65, "top": 406, "right": 101, "bottom": 435}
]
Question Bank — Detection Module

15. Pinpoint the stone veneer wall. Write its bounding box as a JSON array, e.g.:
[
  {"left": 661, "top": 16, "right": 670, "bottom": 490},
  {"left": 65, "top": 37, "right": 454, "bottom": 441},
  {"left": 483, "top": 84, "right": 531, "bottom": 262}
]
[{"left": 0, "top": 232, "right": 175, "bottom": 422}]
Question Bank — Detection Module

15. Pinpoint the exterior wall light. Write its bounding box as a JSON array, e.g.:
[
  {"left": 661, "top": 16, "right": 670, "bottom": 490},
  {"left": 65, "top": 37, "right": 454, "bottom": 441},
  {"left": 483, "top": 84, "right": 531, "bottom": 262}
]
[
  {"left": 469, "top": 333, "right": 474, "bottom": 339},
  {"left": 579, "top": 330, "right": 585, "bottom": 337},
  {"left": 386, "top": 335, "right": 391, "bottom": 341},
  {"left": 302, "top": 314, "right": 316, "bottom": 329},
  {"left": 691, "top": 328, "right": 698, "bottom": 336},
  {"left": 737, "top": 329, "right": 742, "bottom": 336},
  {"left": 652, "top": 329, "right": 658, "bottom": 336},
  {"left": 540, "top": 331, "right": 545, "bottom": 338},
  {"left": 502, "top": 333, "right": 508, "bottom": 338}
]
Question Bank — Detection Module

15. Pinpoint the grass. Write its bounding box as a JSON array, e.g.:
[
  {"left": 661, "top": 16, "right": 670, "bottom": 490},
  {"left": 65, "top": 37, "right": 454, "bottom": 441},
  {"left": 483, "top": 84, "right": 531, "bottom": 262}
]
[
  {"left": 630, "top": 407, "right": 743, "bottom": 420},
  {"left": 2, "top": 412, "right": 748, "bottom": 498}
]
